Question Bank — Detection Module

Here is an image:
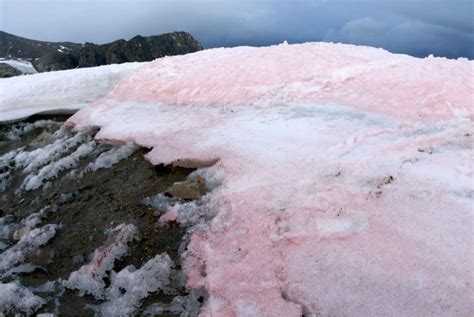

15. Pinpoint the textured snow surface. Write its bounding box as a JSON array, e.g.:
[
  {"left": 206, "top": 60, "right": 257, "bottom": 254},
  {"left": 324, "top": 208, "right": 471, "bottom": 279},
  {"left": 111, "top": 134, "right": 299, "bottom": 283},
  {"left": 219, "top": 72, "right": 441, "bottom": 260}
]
[
  {"left": 70, "top": 42, "right": 473, "bottom": 315},
  {"left": 0, "top": 62, "right": 144, "bottom": 122}
]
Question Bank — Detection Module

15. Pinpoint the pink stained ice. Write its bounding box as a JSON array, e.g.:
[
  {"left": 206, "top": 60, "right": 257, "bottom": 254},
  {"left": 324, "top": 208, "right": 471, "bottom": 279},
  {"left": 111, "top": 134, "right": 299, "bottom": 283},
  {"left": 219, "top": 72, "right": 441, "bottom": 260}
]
[{"left": 69, "top": 42, "right": 474, "bottom": 316}]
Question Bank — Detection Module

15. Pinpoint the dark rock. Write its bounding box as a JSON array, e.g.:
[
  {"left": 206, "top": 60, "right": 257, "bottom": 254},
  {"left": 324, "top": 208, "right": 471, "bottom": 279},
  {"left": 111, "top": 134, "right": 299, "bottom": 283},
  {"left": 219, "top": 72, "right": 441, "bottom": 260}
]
[
  {"left": 103, "top": 39, "right": 129, "bottom": 64},
  {"left": 0, "top": 63, "right": 22, "bottom": 77},
  {"left": 33, "top": 52, "right": 79, "bottom": 72},
  {"left": 77, "top": 43, "right": 107, "bottom": 68},
  {"left": 1, "top": 30, "right": 203, "bottom": 74},
  {"left": 87, "top": 31, "right": 203, "bottom": 67},
  {"left": 145, "top": 31, "right": 204, "bottom": 59},
  {"left": 165, "top": 176, "right": 207, "bottom": 200}
]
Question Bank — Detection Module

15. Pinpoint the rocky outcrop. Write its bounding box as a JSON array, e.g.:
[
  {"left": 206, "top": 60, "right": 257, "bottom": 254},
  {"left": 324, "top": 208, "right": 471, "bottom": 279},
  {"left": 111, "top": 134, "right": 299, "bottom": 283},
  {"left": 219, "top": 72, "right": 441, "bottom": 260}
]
[
  {"left": 31, "top": 31, "right": 203, "bottom": 72},
  {"left": 0, "top": 63, "right": 22, "bottom": 78},
  {"left": 77, "top": 43, "right": 107, "bottom": 68},
  {"left": 32, "top": 52, "right": 79, "bottom": 72}
]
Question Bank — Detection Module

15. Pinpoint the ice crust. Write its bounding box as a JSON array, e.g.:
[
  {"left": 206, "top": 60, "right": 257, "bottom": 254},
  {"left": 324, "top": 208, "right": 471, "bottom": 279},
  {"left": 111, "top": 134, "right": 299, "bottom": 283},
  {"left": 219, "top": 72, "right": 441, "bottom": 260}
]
[{"left": 8, "top": 42, "right": 474, "bottom": 315}]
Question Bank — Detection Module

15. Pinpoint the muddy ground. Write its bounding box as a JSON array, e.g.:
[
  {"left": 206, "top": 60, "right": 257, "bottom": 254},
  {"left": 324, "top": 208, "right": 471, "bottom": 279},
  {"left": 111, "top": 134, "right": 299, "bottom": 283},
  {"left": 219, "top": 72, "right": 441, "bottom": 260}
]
[{"left": 0, "top": 116, "right": 207, "bottom": 316}]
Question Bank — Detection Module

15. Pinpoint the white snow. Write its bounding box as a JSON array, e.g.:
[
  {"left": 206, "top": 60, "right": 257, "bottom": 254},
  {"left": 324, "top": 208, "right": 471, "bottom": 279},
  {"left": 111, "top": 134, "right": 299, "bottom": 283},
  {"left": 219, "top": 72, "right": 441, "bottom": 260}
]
[
  {"left": 0, "top": 59, "right": 37, "bottom": 74},
  {"left": 85, "top": 141, "right": 137, "bottom": 172},
  {"left": 97, "top": 253, "right": 174, "bottom": 316},
  {"left": 15, "top": 129, "right": 90, "bottom": 174},
  {"left": 0, "top": 62, "right": 145, "bottom": 122},
  {"left": 63, "top": 224, "right": 137, "bottom": 298},
  {"left": 6, "top": 128, "right": 97, "bottom": 192},
  {"left": 0, "top": 282, "right": 45, "bottom": 315},
  {"left": 144, "top": 289, "right": 205, "bottom": 316},
  {"left": 0, "top": 224, "right": 59, "bottom": 272},
  {"left": 21, "top": 140, "right": 96, "bottom": 191}
]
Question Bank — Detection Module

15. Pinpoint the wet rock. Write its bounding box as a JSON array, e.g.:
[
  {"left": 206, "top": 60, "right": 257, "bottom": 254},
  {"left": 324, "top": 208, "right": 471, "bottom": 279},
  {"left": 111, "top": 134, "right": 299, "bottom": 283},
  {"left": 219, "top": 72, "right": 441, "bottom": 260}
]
[{"left": 165, "top": 176, "right": 207, "bottom": 200}]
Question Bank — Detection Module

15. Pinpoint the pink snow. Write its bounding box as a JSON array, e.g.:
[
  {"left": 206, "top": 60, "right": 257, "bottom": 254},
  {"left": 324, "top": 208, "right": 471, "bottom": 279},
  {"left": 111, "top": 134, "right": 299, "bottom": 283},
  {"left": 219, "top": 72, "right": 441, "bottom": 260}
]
[{"left": 69, "top": 42, "right": 474, "bottom": 316}]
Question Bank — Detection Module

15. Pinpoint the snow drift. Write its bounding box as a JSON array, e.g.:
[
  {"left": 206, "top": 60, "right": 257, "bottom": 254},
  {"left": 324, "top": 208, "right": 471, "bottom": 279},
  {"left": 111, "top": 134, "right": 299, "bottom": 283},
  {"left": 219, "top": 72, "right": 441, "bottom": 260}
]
[
  {"left": 6, "top": 42, "right": 474, "bottom": 316},
  {"left": 0, "top": 62, "right": 144, "bottom": 122},
  {"left": 0, "top": 59, "right": 37, "bottom": 75}
]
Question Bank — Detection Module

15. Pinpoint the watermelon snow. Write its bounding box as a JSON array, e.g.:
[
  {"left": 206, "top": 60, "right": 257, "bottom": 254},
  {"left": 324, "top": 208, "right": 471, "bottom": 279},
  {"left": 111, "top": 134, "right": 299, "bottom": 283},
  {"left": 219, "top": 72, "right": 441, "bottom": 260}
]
[{"left": 4, "top": 41, "right": 474, "bottom": 316}]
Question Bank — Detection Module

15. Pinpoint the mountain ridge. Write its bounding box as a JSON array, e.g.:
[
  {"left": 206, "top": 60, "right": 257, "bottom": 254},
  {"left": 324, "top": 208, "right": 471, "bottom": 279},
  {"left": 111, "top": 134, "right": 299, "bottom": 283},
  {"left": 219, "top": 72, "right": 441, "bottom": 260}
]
[
  {"left": 0, "top": 30, "right": 83, "bottom": 59},
  {"left": 0, "top": 30, "right": 204, "bottom": 73}
]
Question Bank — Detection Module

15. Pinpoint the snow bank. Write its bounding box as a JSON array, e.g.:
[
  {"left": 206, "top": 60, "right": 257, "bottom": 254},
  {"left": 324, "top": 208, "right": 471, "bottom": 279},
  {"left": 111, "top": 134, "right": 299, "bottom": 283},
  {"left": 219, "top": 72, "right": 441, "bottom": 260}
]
[
  {"left": 60, "top": 42, "right": 474, "bottom": 315},
  {"left": 78, "top": 42, "right": 472, "bottom": 122},
  {"left": 0, "top": 62, "right": 145, "bottom": 122},
  {"left": 0, "top": 59, "right": 37, "bottom": 74}
]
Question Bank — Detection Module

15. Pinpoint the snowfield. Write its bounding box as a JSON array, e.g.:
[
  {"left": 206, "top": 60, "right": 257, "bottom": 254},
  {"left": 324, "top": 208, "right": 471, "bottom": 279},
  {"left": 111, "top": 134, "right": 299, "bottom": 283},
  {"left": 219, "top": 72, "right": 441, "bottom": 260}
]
[
  {"left": 2, "top": 42, "right": 474, "bottom": 316},
  {"left": 0, "top": 62, "right": 144, "bottom": 122}
]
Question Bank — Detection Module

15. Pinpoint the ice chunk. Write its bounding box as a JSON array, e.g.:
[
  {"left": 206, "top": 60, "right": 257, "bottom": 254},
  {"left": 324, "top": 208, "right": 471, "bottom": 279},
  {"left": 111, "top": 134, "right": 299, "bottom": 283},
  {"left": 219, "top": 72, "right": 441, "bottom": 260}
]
[
  {"left": 145, "top": 193, "right": 214, "bottom": 226},
  {"left": 97, "top": 253, "right": 174, "bottom": 316},
  {"left": 15, "top": 129, "right": 90, "bottom": 174},
  {"left": 63, "top": 224, "right": 137, "bottom": 298},
  {"left": 21, "top": 140, "right": 96, "bottom": 191},
  {"left": 144, "top": 288, "right": 206, "bottom": 317},
  {"left": 0, "top": 282, "right": 45, "bottom": 315},
  {"left": 0, "top": 224, "right": 59, "bottom": 272},
  {"left": 85, "top": 142, "right": 137, "bottom": 172},
  {"left": 0, "top": 215, "right": 20, "bottom": 240}
]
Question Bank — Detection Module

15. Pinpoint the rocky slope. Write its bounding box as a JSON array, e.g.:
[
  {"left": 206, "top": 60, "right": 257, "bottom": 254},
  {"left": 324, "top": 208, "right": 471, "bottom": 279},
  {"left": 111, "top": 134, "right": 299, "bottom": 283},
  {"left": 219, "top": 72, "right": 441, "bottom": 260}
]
[
  {"left": 0, "top": 31, "right": 81, "bottom": 59},
  {"left": 0, "top": 31, "right": 203, "bottom": 73}
]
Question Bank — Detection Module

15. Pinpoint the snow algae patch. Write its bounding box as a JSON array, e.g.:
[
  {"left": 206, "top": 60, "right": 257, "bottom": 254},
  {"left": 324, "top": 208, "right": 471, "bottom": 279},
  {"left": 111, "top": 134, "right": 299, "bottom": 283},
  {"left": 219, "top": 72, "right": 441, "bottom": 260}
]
[{"left": 68, "top": 42, "right": 474, "bottom": 316}]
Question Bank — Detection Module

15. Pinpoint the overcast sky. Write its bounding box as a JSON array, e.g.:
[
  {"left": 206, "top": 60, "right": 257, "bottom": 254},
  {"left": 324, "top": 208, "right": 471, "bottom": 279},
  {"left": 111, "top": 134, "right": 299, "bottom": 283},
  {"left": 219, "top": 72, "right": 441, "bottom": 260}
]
[{"left": 1, "top": 0, "right": 473, "bottom": 59}]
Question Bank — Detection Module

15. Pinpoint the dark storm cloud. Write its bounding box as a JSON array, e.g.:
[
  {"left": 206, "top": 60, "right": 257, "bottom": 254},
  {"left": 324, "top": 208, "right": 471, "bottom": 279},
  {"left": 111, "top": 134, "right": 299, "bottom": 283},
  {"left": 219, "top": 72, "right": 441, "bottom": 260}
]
[{"left": 1, "top": 0, "right": 473, "bottom": 59}]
